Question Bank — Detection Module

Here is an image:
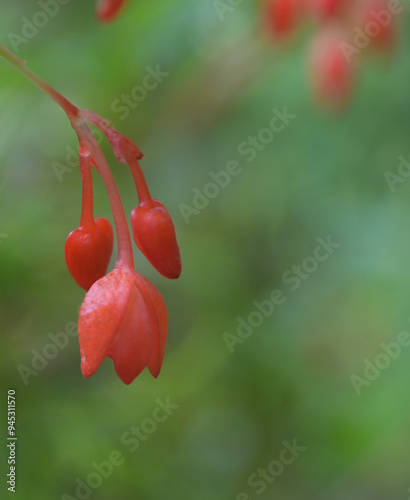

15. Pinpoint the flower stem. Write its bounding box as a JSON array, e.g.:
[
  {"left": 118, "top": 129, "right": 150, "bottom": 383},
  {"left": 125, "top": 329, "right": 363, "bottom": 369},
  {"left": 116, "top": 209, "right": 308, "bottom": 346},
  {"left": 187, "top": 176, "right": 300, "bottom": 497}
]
[
  {"left": 0, "top": 42, "right": 135, "bottom": 270},
  {"left": 79, "top": 145, "right": 95, "bottom": 227},
  {"left": 0, "top": 43, "right": 79, "bottom": 119},
  {"left": 73, "top": 120, "right": 134, "bottom": 270},
  {"left": 121, "top": 139, "right": 153, "bottom": 207}
]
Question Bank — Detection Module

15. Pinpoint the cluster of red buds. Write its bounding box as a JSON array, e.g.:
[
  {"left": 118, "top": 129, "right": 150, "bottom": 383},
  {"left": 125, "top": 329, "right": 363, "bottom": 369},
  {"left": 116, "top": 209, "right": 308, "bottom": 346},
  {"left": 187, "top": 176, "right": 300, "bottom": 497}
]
[
  {"left": 0, "top": 43, "right": 181, "bottom": 385},
  {"left": 66, "top": 111, "right": 181, "bottom": 386},
  {"left": 262, "top": 0, "right": 402, "bottom": 109}
]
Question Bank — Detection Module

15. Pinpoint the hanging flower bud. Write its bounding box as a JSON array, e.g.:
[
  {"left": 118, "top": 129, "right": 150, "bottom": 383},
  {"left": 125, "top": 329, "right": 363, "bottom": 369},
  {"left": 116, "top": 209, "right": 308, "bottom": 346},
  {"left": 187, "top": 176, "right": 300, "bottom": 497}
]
[
  {"left": 65, "top": 218, "right": 114, "bottom": 290},
  {"left": 64, "top": 146, "right": 113, "bottom": 290},
  {"left": 308, "top": 27, "right": 356, "bottom": 110},
  {"left": 263, "top": 0, "right": 299, "bottom": 40},
  {"left": 118, "top": 137, "right": 181, "bottom": 280},
  {"left": 96, "top": 0, "right": 128, "bottom": 23},
  {"left": 0, "top": 42, "right": 180, "bottom": 386},
  {"left": 131, "top": 200, "right": 181, "bottom": 280}
]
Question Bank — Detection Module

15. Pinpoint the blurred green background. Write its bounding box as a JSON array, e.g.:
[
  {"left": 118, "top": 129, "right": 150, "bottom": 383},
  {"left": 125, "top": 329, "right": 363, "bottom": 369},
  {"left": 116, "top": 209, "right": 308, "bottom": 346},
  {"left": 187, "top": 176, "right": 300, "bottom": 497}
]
[{"left": 1, "top": 1, "right": 410, "bottom": 499}]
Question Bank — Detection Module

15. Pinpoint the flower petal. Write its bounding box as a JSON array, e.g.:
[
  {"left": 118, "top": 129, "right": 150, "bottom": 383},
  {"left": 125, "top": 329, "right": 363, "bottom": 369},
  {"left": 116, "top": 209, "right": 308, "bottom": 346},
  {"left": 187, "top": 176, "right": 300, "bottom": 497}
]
[
  {"left": 135, "top": 275, "right": 168, "bottom": 378},
  {"left": 78, "top": 266, "right": 134, "bottom": 378},
  {"left": 109, "top": 278, "right": 154, "bottom": 385}
]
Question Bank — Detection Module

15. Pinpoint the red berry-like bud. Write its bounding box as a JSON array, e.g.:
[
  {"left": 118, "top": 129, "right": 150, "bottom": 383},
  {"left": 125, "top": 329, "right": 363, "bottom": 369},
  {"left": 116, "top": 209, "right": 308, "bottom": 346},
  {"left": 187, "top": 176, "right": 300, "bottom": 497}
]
[
  {"left": 96, "top": 0, "right": 128, "bottom": 23},
  {"left": 65, "top": 218, "right": 114, "bottom": 290},
  {"left": 309, "top": 28, "right": 356, "bottom": 110},
  {"left": 263, "top": 0, "right": 298, "bottom": 40},
  {"left": 131, "top": 201, "right": 181, "bottom": 280}
]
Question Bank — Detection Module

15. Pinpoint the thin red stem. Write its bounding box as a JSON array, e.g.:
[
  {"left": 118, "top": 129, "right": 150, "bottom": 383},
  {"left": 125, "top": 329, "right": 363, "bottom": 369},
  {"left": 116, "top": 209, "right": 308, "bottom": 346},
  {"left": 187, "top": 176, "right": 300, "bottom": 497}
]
[
  {"left": 73, "top": 120, "right": 134, "bottom": 270},
  {"left": 130, "top": 160, "right": 153, "bottom": 206},
  {"left": 79, "top": 146, "right": 94, "bottom": 227},
  {"left": 0, "top": 42, "right": 135, "bottom": 270},
  {"left": 121, "top": 140, "right": 153, "bottom": 207}
]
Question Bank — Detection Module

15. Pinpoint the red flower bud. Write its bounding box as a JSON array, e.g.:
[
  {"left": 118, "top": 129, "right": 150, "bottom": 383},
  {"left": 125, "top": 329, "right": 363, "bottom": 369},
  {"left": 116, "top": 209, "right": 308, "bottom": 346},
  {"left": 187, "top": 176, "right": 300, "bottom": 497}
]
[
  {"left": 96, "top": 0, "right": 128, "bottom": 23},
  {"left": 131, "top": 200, "right": 181, "bottom": 280},
  {"left": 263, "top": 0, "right": 298, "bottom": 40},
  {"left": 309, "top": 28, "right": 356, "bottom": 110},
  {"left": 65, "top": 218, "right": 114, "bottom": 291}
]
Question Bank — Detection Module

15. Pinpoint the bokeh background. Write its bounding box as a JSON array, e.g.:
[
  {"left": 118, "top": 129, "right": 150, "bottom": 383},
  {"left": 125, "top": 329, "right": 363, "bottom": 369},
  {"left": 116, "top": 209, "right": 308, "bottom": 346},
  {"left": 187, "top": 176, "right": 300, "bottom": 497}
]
[{"left": 1, "top": 1, "right": 410, "bottom": 499}]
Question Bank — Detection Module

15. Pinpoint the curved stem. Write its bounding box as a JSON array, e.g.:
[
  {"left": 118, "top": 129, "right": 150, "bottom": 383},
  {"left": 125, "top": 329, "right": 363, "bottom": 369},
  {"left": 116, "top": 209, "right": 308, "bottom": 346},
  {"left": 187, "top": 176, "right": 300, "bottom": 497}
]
[
  {"left": 72, "top": 118, "right": 134, "bottom": 270},
  {"left": 0, "top": 43, "right": 79, "bottom": 119},
  {"left": 0, "top": 42, "right": 135, "bottom": 270},
  {"left": 81, "top": 109, "right": 144, "bottom": 162},
  {"left": 130, "top": 160, "right": 153, "bottom": 207},
  {"left": 121, "top": 140, "right": 153, "bottom": 207},
  {"left": 79, "top": 145, "right": 95, "bottom": 227}
]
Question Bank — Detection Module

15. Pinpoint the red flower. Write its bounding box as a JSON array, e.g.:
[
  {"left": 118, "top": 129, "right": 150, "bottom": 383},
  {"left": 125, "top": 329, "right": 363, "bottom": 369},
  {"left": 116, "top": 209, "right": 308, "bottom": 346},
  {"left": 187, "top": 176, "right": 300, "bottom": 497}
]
[{"left": 78, "top": 263, "right": 168, "bottom": 384}]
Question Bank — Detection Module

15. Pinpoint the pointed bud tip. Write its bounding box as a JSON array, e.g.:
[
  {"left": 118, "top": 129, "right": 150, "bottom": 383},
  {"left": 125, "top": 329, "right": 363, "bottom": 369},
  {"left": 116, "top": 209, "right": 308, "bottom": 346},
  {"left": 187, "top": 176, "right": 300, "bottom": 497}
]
[
  {"left": 162, "top": 263, "right": 182, "bottom": 280},
  {"left": 80, "top": 356, "right": 97, "bottom": 379},
  {"left": 148, "top": 364, "right": 161, "bottom": 379},
  {"left": 117, "top": 373, "right": 135, "bottom": 385}
]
